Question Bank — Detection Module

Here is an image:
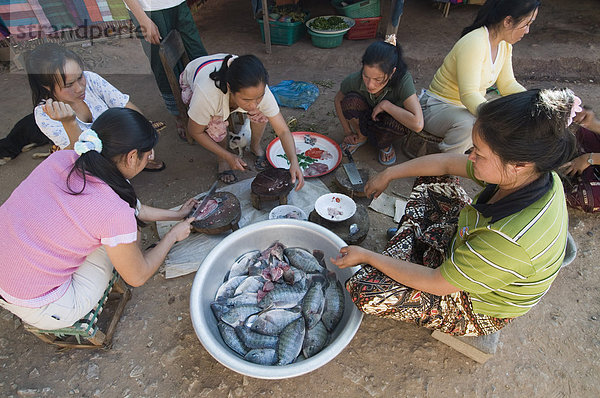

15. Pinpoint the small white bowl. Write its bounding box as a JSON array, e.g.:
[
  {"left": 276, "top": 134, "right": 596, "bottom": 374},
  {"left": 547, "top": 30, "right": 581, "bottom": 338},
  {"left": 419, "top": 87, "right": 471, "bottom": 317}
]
[
  {"left": 268, "top": 205, "right": 308, "bottom": 221},
  {"left": 314, "top": 193, "right": 356, "bottom": 222}
]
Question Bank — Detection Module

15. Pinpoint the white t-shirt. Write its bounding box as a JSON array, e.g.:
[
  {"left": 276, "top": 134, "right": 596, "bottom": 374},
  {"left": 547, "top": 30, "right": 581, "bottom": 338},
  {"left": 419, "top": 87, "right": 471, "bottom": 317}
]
[
  {"left": 34, "top": 71, "right": 130, "bottom": 149},
  {"left": 184, "top": 54, "right": 280, "bottom": 126},
  {"left": 131, "top": 0, "right": 185, "bottom": 12}
]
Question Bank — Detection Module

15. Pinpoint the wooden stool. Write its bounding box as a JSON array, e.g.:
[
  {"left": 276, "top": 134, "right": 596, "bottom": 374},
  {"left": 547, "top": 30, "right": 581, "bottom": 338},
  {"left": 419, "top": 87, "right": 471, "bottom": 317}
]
[
  {"left": 251, "top": 168, "right": 293, "bottom": 210},
  {"left": 431, "top": 330, "right": 500, "bottom": 364},
  {"left": 24, "top": 270, "right": 131, "bottom": 349},
  {"left": 334, "top": 167, "right": 373, "bottom": 199},
  {"left": 308, "top": 204, "right": 369, "bottom": 245},
  {"left": 401, "top": 130, "right": 442, "bottom": 159},
  {"left": 191, "top": 191, "right": 241, "bottom": 234}
]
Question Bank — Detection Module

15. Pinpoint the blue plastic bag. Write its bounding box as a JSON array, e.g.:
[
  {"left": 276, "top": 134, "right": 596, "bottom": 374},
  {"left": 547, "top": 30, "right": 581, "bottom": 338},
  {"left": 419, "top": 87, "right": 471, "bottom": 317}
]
[{"left": 270, "top": 80, "right": 320, "bottom": 110}]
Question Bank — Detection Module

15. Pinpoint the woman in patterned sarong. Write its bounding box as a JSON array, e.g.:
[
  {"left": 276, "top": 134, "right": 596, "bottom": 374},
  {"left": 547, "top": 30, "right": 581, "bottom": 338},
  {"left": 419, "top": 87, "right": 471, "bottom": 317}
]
[
  {"left": 331, "top": 88, "right": 577, "bottom": 336},
  {"left": 562, "top": 107, "right": 600, "bottom": 212}
]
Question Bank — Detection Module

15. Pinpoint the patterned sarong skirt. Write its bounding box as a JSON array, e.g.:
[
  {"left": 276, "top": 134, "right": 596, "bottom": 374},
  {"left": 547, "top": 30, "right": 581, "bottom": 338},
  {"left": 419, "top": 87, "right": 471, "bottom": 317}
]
[
  {"left": 341, "top": 92, "right": 412, "bottom": 150},
  {"left": 346, "top": 176, "right": 513, "bottom": 336}
]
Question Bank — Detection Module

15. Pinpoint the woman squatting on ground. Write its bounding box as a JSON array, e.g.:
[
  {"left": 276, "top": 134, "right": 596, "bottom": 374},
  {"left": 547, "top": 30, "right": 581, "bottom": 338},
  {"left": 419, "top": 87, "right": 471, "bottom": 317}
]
[{"left": 335, "top": 36, "right": 423, "bottom": 166}]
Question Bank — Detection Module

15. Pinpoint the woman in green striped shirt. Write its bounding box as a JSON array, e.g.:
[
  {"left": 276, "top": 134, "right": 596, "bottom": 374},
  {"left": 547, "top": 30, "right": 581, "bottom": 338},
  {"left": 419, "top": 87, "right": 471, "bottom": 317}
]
[{"left": 331, "top": 88, "right": 577, "bottom": 336}]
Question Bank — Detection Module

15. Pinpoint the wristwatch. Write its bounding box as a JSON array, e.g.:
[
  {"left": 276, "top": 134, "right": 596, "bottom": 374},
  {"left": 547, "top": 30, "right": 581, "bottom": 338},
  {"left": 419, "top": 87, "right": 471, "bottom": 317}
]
[{"left": 588, "top": 153, "right": 594, "bottom": 165}]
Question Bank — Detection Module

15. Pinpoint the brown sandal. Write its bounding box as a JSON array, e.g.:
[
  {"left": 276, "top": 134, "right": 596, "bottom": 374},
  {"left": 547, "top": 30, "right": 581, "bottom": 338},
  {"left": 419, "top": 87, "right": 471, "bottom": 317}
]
[{"left": 150, "top": 120, "right": 167, "bottom": 133}]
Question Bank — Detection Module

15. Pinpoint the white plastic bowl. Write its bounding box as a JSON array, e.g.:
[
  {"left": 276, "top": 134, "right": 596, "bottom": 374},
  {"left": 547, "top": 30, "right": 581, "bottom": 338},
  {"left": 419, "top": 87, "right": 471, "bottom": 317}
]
[
  {"left": 189, "top": 219, "right": 363, "bottom": 379},
  {"left": 314, "top": 193, "right": 356, "bottom": 222},
  {"left": 269, "top": 205, "right": 308, "bottom": 221},
  {"left": 305, "top": 15, "right": 355, "bottom": 35}
]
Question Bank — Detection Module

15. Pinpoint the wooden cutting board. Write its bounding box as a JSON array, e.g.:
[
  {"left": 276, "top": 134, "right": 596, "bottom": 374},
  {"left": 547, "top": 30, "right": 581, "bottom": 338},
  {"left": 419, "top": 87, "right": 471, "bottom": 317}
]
[
  {"left": 251, "top": 168, "right": 293, "bottom": 209},
  {"left": 191, "top": 192, "right": 241, "bottom": 234}
]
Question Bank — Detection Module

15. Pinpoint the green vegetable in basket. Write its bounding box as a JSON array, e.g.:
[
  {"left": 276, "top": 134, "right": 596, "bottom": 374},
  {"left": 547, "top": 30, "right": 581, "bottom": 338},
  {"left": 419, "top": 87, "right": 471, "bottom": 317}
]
[
  {"left": 269, "top": 5, "right": 308, "bottom": 22},
  {"left": 310, "top": 16, "right": 348, "bottom": 31}
]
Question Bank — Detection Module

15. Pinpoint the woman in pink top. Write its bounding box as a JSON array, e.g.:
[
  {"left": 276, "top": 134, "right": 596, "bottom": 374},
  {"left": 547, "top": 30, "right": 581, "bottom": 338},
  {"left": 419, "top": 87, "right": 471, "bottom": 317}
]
[{"left": 0, "top": 108, "right": 196, "bottom": 330}]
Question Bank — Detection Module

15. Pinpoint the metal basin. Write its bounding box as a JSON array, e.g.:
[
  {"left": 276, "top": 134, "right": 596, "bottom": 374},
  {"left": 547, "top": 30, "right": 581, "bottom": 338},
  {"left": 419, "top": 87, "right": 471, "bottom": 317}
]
[{"left": 190, "top": 219, "right": 363, "bottom": 379}]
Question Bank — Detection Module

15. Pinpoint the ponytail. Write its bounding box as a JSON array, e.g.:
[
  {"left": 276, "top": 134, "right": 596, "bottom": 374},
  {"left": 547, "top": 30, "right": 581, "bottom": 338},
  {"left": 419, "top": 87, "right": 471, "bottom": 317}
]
[
  {"left": 67, "top": 108, "right": 158, "bottom": 227},
  {"left": 209, "top": 55, "right": 234, "bottom": 94},
  {"left": 209, "top": 54, "right": 269, "bottom": 94}
]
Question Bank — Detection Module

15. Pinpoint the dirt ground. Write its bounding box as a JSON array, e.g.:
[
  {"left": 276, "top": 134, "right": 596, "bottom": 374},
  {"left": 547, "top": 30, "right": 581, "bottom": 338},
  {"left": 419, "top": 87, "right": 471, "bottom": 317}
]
[{"left": 1, "top": 0, "right": 600, "bottom": 396}]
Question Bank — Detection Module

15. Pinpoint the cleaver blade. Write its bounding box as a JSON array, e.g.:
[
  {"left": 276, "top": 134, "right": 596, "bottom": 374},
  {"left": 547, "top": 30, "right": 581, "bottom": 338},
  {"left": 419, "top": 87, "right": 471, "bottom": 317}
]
[{"left": 342, "top": 148, "right": 363, "bottom": 186}]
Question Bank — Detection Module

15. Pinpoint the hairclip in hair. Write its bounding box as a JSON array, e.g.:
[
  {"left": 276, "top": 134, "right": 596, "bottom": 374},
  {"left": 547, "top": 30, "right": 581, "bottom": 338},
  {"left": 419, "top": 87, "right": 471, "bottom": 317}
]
[
  {"left": 384, "top": 34, "right": 397, "bottom": 46},
  {"left": 227, "top": 55, "right": 239, "bottom": 67},
  {"left": 532, "top": 91, "right": 554, "bottom": 121},
  {"left": 567, "top": 95, "right": 582, "bottom": 126},
  {"left": 74, "top": 129, "right": 102, "bottom": 156}
]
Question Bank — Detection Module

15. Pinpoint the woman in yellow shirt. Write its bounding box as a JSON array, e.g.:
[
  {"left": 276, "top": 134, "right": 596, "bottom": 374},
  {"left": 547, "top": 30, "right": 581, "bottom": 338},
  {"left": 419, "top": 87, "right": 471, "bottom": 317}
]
[{"left": 420, "top": 0, "right": 538, "bottom": 154}]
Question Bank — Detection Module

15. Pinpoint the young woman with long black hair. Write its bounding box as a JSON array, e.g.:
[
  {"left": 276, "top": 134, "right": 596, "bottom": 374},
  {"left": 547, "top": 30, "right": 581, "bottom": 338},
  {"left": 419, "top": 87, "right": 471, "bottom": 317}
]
[
  {"left": 0, "top": 108, "right": 196, "bottom": 330},
  {"left": 335, "top": 36, "right": 423, "bottom": 166},
  {"left": 26, "top": 43, "right": 166, "bottom": 171}
]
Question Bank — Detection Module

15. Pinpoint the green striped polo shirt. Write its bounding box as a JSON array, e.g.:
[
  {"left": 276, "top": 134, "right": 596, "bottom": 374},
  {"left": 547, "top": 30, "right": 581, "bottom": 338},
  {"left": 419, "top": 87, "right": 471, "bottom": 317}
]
[{"left": 440, "top": 162, "right": 568, "bottom": 318}]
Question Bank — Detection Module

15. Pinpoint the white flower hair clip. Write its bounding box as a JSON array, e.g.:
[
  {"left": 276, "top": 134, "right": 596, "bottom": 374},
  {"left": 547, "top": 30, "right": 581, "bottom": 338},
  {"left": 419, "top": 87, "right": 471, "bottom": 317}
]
[
  {"left": 74, "top": 129, "right": 103, "bottom": 156},
  {"left": 567, "top": 95, "right": 583, "bottom": 126}
]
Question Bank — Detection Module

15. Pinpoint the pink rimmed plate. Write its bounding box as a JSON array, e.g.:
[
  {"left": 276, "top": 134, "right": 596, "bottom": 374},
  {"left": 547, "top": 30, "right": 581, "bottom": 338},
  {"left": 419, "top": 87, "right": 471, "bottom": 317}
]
[{"left": 266, "top": 132, "right": 342, "bottom": 178}]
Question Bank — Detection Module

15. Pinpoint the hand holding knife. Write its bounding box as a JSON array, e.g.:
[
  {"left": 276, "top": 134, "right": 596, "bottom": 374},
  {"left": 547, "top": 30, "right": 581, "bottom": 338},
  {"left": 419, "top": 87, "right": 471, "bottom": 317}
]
[{"left": 190, "top": 180, "right": 219, "bottom": 219}]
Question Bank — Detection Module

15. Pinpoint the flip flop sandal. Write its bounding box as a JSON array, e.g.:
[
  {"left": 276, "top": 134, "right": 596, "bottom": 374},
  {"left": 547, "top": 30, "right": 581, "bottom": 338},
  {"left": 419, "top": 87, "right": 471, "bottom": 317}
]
[
  {"left": 150, "top": 120, "right": 167, "bottom": 133},
  {"left": 21, "top": 143, "right": 38, "bottom": 152},
  {"left": 32, "top": 150, "right": 52, "bottom": 159},
  {"left": 218, "top": 170, "right": 238, "bottom": 184},
  {"left": 143, "top": 160, "right": 166, "bottom": 172},
  {"left": 378, "top": 146, "right": 397, "bottom": 166},
  {"left": 254, "top": 155, "right": 269, "bottom": 171},
  {"left": 340, "top": 140, "right": 367, "bottom": 156}
]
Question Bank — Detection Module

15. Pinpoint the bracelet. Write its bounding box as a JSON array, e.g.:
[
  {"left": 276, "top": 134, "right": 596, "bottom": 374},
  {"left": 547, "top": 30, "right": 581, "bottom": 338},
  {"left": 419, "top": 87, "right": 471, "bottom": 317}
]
[{"left": 588, "top": 153, "right": 594, "bottom": 165}]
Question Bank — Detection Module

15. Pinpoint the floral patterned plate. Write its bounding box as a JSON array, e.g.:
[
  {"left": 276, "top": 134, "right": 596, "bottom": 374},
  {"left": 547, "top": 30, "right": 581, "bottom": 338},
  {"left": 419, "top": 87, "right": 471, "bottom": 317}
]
[{"left": 266, "top": 132, "right": 342, "bottom": 178}]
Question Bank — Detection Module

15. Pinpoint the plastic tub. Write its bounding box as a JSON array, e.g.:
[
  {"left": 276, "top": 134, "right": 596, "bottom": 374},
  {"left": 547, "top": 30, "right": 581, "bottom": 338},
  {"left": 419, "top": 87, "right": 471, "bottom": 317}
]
[
  {"left": 189, "top": 220, "right": 363, "bottom": 379},
  {"left": 331, "top": 0, "right": 381, "bottom": 18},
  {"left": 346, "top": 16, "right": 382, "bottom": 40},
  {"left": 307, "top": 29, "right": 345, "bottom": 48},
  {"left": 257, "top": 18, "right": 307, "bottom": 46}
]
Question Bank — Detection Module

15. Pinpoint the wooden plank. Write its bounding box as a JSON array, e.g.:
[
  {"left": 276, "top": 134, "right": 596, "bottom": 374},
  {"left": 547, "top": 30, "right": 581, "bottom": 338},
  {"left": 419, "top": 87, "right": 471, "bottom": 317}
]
[
  {"left": 431, "top": 330, "right": 500, "bottom": 364},
  {"left": 261, "top": 0, "right": 271, "bottom": 54}
]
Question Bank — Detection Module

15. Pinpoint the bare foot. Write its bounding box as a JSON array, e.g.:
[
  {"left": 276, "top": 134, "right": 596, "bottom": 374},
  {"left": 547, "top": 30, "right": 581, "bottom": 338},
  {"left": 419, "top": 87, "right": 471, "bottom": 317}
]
[
  {"left": 378, "top": 146, "right": 396, "bottom": 165},
  {"left": 217, "top": 162, "right": 236, "bottom": 184},
  {"left": 342, "top": 133, "right": 367, "bottom": 146},
  {"left": 175, "top": 117, "right": 187, "bottom": 141},
  {"left": 250, "top": 144, "right": 264, "bottom": 159}
]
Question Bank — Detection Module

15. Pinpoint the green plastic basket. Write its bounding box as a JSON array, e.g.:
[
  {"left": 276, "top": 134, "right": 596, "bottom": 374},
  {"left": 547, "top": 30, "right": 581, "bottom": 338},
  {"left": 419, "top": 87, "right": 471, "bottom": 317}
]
[
  {"left": 308, "top": 30, "right": 345, "bottom": 48},
  {"left": 257, "top": 18, "right": 307, "bottom": 46},
  {"left": 331, "top": 0, "right": 381, "bottom": 18}
]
